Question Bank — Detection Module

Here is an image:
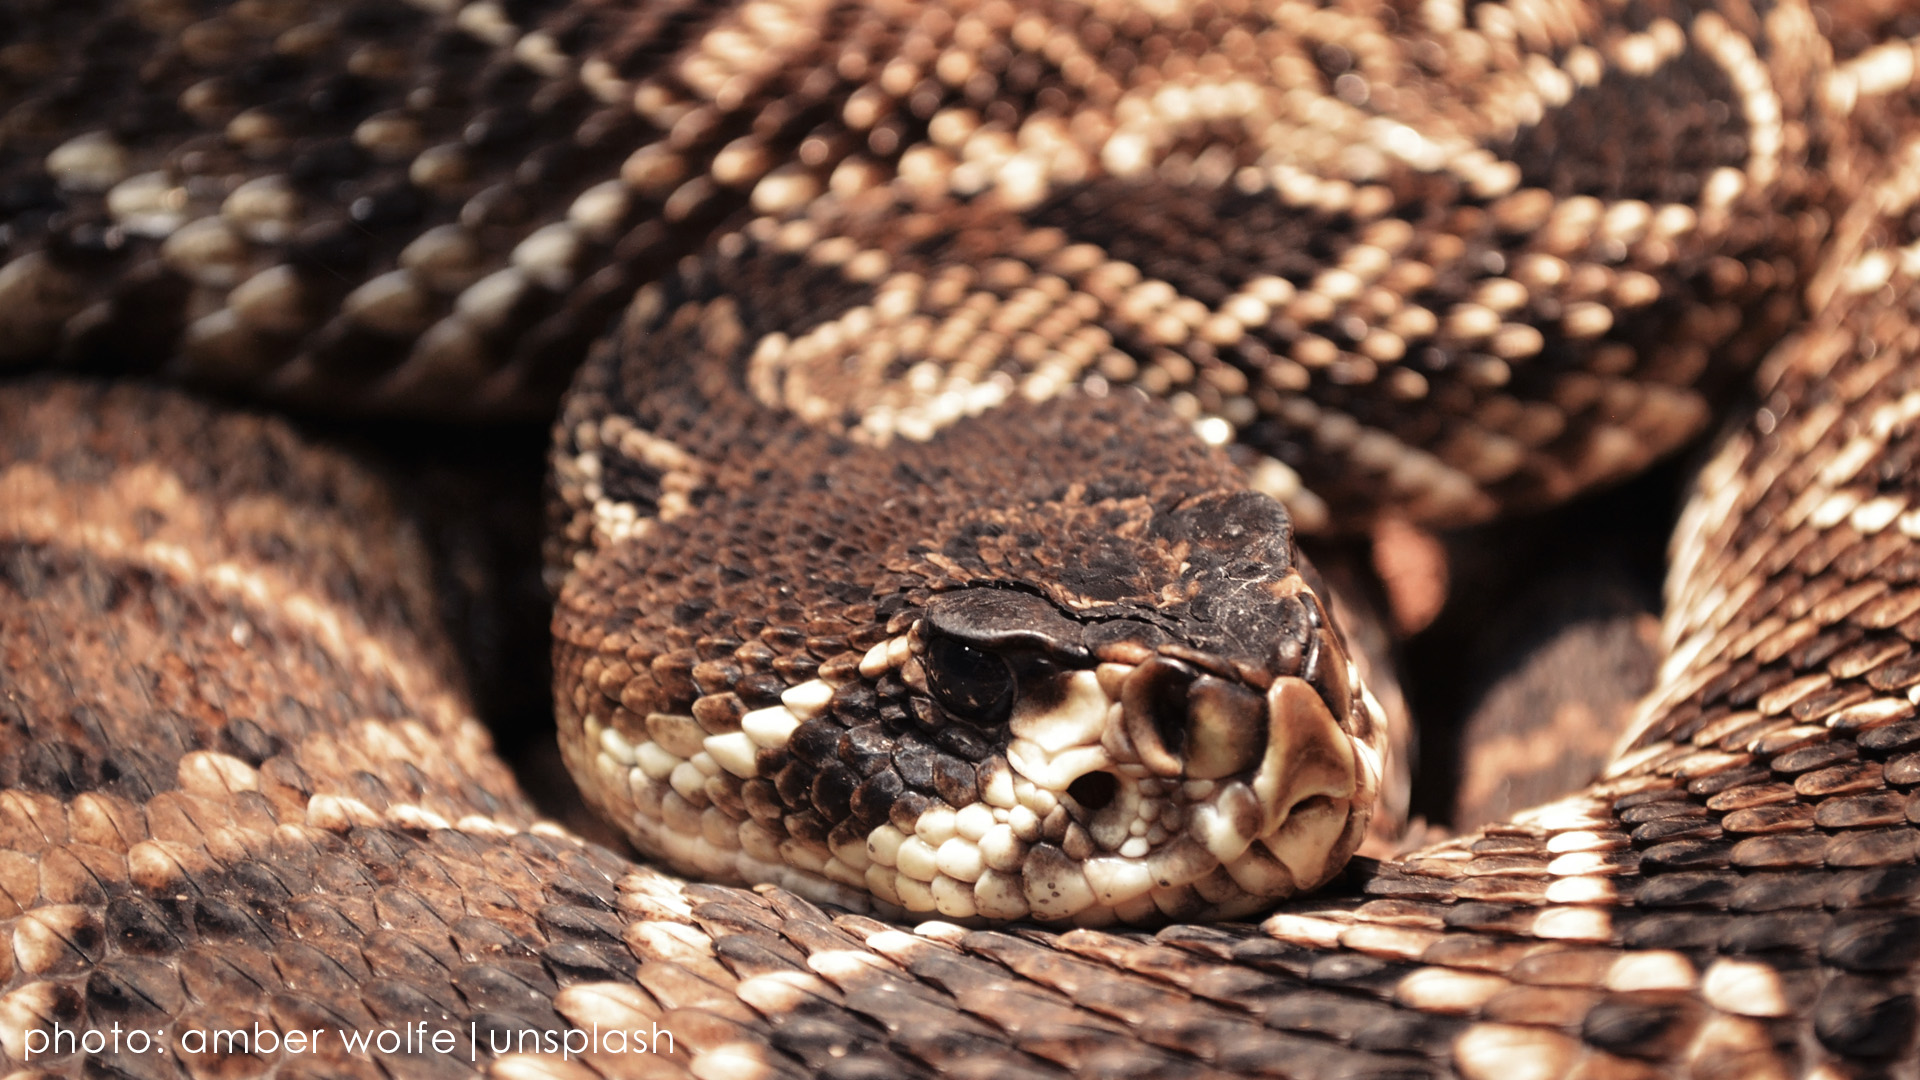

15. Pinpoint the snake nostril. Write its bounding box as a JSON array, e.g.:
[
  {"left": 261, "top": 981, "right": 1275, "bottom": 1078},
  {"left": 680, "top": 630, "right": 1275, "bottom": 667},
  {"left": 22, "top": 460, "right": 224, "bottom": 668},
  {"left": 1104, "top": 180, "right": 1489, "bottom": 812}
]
[
  {"left": 1067, "top": 770, "right": 1119, "bottom": 812},
  {"left": 1122, "top": 656, "right": 1200, "bottom": 777}
]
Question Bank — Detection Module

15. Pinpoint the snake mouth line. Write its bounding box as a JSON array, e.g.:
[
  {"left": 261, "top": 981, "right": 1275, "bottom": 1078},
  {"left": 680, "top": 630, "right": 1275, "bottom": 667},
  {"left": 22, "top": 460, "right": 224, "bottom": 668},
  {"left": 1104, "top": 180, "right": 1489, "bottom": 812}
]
[{"left": 569, "top": 605, "right": 1385, "bottom": 925}]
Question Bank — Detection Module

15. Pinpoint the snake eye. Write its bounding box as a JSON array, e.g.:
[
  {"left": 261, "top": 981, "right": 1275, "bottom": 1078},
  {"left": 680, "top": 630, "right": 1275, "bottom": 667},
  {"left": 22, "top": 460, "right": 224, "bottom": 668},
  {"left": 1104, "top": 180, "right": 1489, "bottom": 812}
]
[{"left": 926, "top": 636, "right": 1016, "bottom": 726}]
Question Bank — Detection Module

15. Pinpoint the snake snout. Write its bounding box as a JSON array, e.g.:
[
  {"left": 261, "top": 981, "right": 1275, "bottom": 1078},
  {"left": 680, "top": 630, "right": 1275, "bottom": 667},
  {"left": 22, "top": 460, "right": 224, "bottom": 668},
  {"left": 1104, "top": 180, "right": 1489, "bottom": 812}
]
[{"left": 1246, "top": 675, "right": 1369, "bottom": 887}]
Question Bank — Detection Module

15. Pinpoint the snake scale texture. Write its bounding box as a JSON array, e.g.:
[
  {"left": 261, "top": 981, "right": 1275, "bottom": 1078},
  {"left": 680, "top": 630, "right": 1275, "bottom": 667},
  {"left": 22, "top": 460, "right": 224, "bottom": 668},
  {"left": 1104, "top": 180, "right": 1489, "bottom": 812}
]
[{"left": 6, "top": 0, "right": 1920, "bottom": 1076}]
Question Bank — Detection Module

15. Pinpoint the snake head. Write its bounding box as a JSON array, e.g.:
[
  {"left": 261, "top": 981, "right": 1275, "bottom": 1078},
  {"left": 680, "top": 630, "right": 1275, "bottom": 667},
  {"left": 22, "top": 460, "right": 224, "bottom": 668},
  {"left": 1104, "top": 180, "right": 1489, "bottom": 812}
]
[
  {"left": 554, "top": 386, "right": 1386, "bottom": 926},
  {"left": 839, "top": 488, "right": 1385, "bottom": 924}
]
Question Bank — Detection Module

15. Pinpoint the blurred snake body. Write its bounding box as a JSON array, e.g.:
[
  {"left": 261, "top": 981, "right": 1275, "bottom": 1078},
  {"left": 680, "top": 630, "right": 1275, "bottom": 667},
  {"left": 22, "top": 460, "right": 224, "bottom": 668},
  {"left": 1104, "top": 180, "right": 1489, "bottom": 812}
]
[{"left": 5, "top": 0, "right": 1920, "bottom": 1076}]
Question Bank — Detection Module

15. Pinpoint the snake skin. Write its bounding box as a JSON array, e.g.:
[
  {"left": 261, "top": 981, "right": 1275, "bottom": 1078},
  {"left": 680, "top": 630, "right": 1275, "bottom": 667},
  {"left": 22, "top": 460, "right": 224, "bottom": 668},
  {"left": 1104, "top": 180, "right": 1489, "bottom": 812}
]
[{"left": 8, "top": 0, "right": 1920, "bottom": 1076}]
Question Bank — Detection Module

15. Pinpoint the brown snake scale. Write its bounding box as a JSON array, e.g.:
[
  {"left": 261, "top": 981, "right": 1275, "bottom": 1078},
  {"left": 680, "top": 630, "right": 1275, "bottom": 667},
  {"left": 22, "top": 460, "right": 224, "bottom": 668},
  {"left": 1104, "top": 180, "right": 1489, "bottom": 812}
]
[{"left": 8, "top": 0, "right": 1920, "bottom": 1076}]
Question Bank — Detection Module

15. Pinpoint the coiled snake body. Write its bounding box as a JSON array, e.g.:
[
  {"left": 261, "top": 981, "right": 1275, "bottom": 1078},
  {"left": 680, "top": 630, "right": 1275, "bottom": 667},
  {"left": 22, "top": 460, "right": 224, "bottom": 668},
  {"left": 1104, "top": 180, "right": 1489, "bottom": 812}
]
[{"left": 3, "top": 0, "right": 1920, "bottom": 1075}]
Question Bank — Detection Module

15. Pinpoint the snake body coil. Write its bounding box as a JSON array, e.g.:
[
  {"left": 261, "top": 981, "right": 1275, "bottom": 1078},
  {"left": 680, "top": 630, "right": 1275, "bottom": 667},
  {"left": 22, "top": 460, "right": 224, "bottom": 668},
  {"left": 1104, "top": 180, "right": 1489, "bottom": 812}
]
[{"left": 5, "top": 0, "right": 1920, "bottom": 1076}]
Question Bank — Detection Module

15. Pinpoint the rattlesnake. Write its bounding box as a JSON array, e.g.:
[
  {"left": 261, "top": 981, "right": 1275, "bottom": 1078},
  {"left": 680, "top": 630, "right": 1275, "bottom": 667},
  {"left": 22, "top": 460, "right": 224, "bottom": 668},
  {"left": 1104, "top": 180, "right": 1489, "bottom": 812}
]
[{"left": 5, "top": 0, "right": 1920, "bottom": 1076}]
